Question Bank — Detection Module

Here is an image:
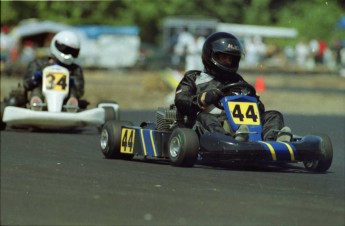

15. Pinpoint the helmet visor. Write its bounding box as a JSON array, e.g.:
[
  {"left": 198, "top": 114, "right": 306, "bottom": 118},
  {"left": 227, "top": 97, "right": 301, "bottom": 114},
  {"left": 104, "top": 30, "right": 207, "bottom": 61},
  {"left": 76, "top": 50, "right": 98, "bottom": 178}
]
[
  {"left": 55, "top": 41, "right": 80, "bottom": 58},
  {"left": 212, "top": 52, "right": 239, "bottom": 69},
  {"left": 213, "top": 52, "right": 234, "bottom": 67}
]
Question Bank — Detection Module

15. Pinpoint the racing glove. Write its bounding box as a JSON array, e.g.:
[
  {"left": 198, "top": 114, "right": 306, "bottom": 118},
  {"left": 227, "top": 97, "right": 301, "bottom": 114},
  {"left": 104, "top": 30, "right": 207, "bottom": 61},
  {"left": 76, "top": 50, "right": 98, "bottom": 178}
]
[
  {"left": 32, "top": 71, "right": 42, "bottom": 86},
  {"left": 70, "top": 77, "right": 75, "bottom": 86},
  {"left": 197, "top": 89, "right": 223, "bottom": 109}
]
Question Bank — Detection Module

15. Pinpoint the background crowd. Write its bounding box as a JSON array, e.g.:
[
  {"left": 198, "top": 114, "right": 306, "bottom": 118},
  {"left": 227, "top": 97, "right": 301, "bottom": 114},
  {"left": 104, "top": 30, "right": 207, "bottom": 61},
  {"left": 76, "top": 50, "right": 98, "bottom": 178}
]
[
  {"left": 1, "top": 22, "right": 345, "bottom": 77},
  {"left": 169, "top": 26, "right": 345, "bottom": 75}
]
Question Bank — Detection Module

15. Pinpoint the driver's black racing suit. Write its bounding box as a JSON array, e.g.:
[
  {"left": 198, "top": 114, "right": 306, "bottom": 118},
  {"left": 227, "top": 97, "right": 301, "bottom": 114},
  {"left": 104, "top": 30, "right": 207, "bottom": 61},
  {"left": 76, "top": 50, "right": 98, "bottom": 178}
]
[
  {"left": 174, "top": 70, "right": 285, "bottom": 140},
  {"left": 23, "top": 56, "right": 85, "bottom": 102}
]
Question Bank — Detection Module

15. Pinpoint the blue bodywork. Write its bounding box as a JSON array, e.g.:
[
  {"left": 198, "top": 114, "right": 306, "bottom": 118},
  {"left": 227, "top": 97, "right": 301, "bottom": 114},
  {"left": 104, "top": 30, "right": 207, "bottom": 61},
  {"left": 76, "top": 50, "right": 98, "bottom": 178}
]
[{"left": 120, "top": 94, "right": 323, "bottom": 165}]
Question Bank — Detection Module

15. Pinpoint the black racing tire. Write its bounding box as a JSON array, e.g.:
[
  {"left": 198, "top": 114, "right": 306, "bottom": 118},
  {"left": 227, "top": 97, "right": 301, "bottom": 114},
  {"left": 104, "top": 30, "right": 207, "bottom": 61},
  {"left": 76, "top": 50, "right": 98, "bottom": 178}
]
[
  {"left": 0, "top": 102, "right": 7, "bottom": 131},
  {"left": 97, "top": 100, "right": 118, "bottom": 105},
  {"left": 303, "top": 133, "right": 333, "bottom": 173},
  {"left": 104, "top": 106, "right": 116, "bottom": 122},
  {"left": 100, "top": 120, "right": 134, "bottom": 160},
  {"left": 168, "top": 128, "right": 199, "bottom": 167},
  {"left": 97, "top": 107, "right": 117, "bottom": 132},
  {"left": 97, "top": 100, "right": 120, "bottom": 120},
  {"left": 97, "top": 101, "right": 120, "bottom": 132}
]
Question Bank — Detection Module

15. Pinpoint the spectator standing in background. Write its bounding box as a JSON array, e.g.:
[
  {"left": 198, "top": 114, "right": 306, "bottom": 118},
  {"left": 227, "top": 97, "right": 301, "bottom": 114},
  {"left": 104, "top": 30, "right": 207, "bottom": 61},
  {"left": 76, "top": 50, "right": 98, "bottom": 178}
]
[
  {"left": 185, "top": 34, "right": 205, "bottom": 71},
  {"left": 173, "top": 27, "right": 194, "bottom": 70},
  {"left": 253, "top": 36, "right": 267, "bottom": 63},
  {"left": 0, "top": 25, "right": 16, "bottom": 75},
  {"left": 315, "top": 40, "right": 328, "bottom": 64},
  {"left": 243, "top": 36, "right": 256, "bottom": 67},
  {"left": 295, "top": 38, "right": 310, "bottom": 68},
  {"left": 332, "top": 39, "right": 343, "bottom": 68},
  {"left": 337, "top": 40, "right": 345, "bottom": 77},
  {"left": 243, "top": 36, "right": 266, "bottom": 67}
]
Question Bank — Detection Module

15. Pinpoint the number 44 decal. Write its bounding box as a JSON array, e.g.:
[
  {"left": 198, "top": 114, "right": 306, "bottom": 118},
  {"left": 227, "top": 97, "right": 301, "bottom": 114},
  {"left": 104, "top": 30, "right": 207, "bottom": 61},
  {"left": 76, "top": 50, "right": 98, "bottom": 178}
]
[
  {"left": 228, "top": 102, "right": 260, "bottom": 125},
  {"left": 120, "top": 129, "right": 135, "bottom": 154}
]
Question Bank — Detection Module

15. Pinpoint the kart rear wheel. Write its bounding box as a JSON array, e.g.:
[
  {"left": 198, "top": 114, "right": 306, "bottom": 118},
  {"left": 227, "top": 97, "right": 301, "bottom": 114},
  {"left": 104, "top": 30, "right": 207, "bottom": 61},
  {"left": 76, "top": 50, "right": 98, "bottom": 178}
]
[
  {"left": 97, "top": 100, "right": 120, "bottom": 120},
  {"left": 100, "top": 120, "right": 134, "bottom": 160},
  {"left": 303, "top": 134, "right": 333, "bottom": 172},
  {"left": 103, "top": 107, "right": 117, "bottom": 122},
  {"left": 97, "top": 100, "right": 120, "bottom": 132},
  {"left": 168, "top": 128, "right": 199, "bottom": 167}
]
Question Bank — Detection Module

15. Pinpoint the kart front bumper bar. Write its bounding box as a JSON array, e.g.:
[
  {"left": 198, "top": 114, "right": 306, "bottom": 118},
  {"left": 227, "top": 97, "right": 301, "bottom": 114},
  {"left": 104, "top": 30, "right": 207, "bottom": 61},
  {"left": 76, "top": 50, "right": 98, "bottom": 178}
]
[
  {"left": 199, "top": 133, "right": 324, "bottom": 162},
  {"left": 3, "top": 106, "right": 105, "bottom": 129}
]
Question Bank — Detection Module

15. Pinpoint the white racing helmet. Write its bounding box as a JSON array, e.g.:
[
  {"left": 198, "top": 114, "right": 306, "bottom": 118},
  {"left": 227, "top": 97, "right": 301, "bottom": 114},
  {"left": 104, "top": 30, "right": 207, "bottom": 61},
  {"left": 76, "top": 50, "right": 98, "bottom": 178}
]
[{"left": 50, "top": 30, "right": 80, "bottom": 65}]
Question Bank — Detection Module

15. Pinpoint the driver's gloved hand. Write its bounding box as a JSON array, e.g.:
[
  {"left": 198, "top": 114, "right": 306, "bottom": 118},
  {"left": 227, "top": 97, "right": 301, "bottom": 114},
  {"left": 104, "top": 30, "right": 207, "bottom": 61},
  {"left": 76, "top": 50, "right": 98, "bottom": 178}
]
[
  {"left": 69, "top": 77, "right": 75, "bottom": 86},
  {"left": 32, "top": 71, "right": 42, "bottom": 86},
  {"left": 197, "top": 89, "right": 223, "bottom": 109}
]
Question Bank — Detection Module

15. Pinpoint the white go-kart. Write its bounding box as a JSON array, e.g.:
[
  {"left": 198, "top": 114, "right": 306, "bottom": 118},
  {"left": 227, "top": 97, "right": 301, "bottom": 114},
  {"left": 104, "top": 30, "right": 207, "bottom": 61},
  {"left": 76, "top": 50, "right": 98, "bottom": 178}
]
[{"left": 1, "top": 65, "right": 119, "bottom": 131}]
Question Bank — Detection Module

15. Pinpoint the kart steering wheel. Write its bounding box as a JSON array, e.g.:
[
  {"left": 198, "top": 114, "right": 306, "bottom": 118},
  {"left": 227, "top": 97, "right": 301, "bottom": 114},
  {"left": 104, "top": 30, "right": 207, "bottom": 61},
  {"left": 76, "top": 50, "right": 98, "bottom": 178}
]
[{"left": 215, "top": 82, "right": 257, "bottom": 109}]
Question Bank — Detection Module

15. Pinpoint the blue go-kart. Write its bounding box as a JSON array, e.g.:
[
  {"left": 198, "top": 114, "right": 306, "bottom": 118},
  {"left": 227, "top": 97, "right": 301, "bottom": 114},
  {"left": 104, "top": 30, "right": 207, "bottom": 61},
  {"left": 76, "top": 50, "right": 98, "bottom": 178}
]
[{"left": 100, "top": 82, "right": 333, "bottom": 173}]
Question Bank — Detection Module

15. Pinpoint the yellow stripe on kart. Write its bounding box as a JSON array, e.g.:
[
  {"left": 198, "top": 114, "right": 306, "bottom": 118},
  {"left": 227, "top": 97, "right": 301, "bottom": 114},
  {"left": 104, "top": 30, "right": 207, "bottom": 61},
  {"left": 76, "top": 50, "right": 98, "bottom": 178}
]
[
  {"left": 259, "top": 141, "right": 277, "bottom": 161},
  {"left": 278, "top": 142, "right": 295, "bottom": 161},
  {"left": 149, "top": 131, "right": 157, "bottom": 157},
  {"left": 140, "top": 129, "right": 147, "bottom": 156}
]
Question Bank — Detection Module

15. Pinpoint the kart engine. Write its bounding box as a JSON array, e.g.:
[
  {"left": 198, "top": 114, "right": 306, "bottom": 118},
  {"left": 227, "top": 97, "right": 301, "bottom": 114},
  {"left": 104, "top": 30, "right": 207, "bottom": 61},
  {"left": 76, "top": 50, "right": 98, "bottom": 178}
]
[
  {"left": 155, "top": 105, "right": 184, "bottom": 131},
  {"left": 5, "top": 83, "right": 27, "bottom": 107}
]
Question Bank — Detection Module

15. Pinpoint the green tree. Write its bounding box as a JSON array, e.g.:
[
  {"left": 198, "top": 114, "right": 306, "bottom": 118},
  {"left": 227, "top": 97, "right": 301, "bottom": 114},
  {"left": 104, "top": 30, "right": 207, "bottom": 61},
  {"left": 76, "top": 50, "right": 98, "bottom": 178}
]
[{"left": 1, "top": 0, "right": 344, "bottom": 44}]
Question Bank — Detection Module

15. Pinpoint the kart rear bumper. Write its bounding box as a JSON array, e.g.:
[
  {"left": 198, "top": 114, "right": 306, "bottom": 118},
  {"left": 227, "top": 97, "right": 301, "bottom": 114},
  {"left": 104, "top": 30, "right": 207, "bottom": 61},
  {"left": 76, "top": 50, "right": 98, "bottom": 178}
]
[
  {"left": 199, "top": 133, "right": 323, "bottom": 162},
  {"left": 3, "top": 106, "right": 105, "bottom": 129}
]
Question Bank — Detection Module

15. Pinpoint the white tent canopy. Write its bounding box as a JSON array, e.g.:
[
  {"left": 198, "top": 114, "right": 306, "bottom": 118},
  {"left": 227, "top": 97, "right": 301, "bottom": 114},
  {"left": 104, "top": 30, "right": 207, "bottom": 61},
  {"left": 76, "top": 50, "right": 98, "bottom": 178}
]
[
  {"left": 11, "top": 20, "right": 79, "bottom": 39},
  {"left": 217, "top": 23, "right": 298, "bottom": 38}
]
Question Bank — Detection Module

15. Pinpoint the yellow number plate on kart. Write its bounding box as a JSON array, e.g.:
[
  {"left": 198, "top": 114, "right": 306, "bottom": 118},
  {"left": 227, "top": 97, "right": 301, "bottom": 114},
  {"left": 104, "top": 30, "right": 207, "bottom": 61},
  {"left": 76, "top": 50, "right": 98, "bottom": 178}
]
[
  {"left": 228, "top": 102, "right": 260, "bottom": 125},
  {"left": 120, "top": 128, "right": 136, "bottom": 154},
  {"left": 44, "top": 72, "right": 68, "bottom": 91}
]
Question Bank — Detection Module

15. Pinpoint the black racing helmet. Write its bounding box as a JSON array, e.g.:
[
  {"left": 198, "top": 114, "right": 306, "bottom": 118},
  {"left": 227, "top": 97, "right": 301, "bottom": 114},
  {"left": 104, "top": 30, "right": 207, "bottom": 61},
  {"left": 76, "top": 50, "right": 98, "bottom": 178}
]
[{"left": 202, "top": 32, "right": 244, "bottom": 79}]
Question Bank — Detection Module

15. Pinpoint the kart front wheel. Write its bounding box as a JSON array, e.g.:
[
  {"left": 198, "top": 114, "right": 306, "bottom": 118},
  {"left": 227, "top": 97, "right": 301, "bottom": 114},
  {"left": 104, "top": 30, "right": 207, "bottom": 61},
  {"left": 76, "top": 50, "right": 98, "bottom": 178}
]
[
  {"left": 303, "top": 134, "right": 333, "bottom": 172},
  {"left": 100, "top": 120, "right": 134, "bottom": 160},
  {"left": 168, "top": 128, "right": 199, "bottom": 167}
]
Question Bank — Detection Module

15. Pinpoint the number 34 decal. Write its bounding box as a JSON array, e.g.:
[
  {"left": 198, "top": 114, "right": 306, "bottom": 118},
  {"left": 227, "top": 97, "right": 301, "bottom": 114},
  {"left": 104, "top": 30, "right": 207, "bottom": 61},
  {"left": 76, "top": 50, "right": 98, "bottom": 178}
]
[
  {"left": 44, "top": 73, "right": 68, "bottom": 91},
  {"left": 228, "top": 102, "right": 260, "bottom": 125}
]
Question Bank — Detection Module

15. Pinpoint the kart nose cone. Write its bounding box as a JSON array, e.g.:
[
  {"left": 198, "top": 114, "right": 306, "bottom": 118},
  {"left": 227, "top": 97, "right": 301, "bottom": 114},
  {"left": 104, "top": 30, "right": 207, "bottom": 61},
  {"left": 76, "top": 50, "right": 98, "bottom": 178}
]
[{"left": 169, "top": 136, "right": 181, "bottom": 158}]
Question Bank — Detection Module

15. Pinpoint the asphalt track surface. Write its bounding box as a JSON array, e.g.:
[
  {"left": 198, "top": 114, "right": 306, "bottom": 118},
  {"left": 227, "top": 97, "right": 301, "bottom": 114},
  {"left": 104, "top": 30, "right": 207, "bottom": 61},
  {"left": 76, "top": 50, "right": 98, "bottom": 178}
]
[{"left": 1, "top": 111, "right": 344, "bottom": 226}]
